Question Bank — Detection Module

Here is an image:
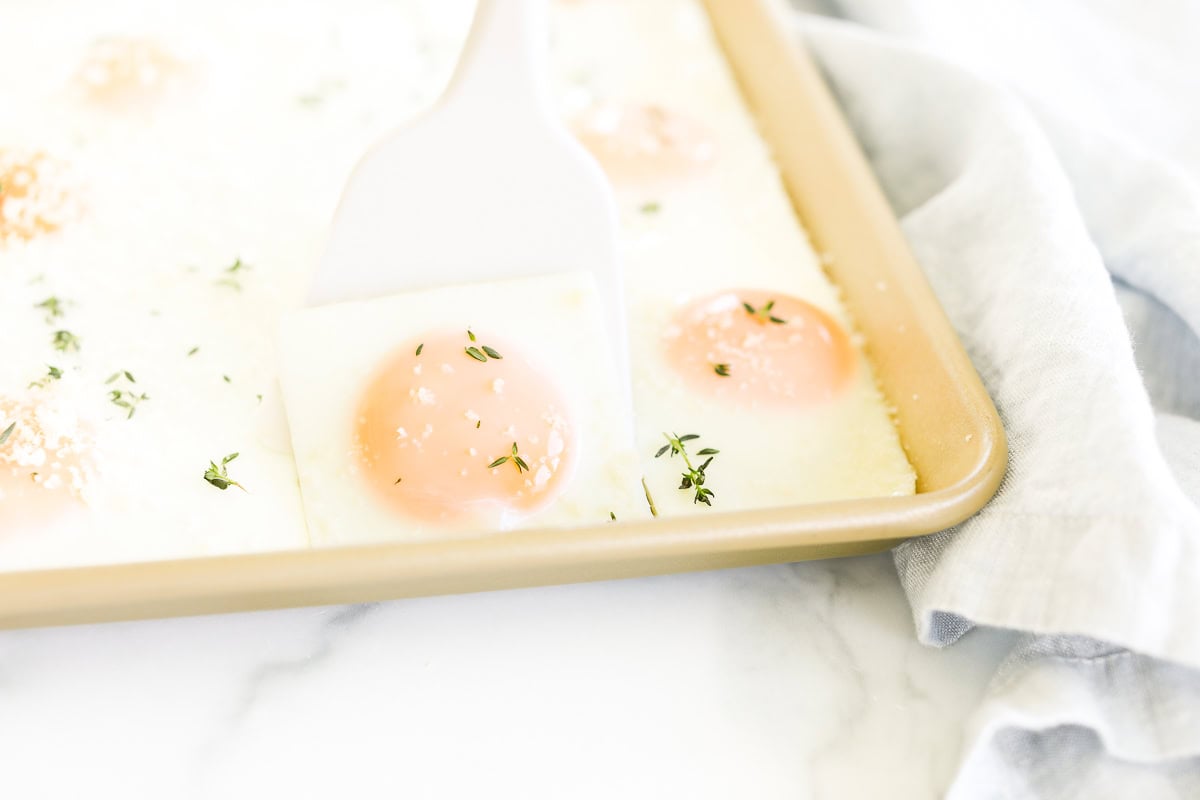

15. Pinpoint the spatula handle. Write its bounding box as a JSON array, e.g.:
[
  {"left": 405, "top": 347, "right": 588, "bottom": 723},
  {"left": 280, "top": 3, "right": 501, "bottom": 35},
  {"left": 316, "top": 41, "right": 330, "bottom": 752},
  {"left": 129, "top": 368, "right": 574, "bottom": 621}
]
[{"left": 442, "top": 0, "right": 550, "bottom": 114}]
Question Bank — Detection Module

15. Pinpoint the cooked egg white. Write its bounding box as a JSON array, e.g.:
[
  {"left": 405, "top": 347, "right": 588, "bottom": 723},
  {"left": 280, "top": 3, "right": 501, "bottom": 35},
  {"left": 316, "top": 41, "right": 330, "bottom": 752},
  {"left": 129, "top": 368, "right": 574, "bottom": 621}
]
[
  {"left": 555, "top": 0, "right": 916, "bottom": 514},
  {"left": 0, "top": 0, "right": 471, "bottom": 569},
  {"left": 278, "top": 272, "right": 645, "bottom": 545},
  {"left": 0, "top": 0, "right": 913, "bottom": 569}
]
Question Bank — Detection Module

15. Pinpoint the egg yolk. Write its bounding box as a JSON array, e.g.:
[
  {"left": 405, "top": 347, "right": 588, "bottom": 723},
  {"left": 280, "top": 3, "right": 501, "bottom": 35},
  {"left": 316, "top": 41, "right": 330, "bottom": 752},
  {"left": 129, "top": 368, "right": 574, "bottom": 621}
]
[
  {"left": 354, "top": 332, "right": 577, "bottom": 525},
  {"left": 573, "top": 102, "right": 716, "bottom": 186},
  {"left": 73, "top": 37, "right": 182, "bottom": 108},
  {"left": 664, "top": 290, "right": 857, "bottom": 408},
  {"left": 0, "top": 150, "right": 75, "bottom": 245},
  {"left": 0, "top": 396, "right": 94, "bottom": 530}
]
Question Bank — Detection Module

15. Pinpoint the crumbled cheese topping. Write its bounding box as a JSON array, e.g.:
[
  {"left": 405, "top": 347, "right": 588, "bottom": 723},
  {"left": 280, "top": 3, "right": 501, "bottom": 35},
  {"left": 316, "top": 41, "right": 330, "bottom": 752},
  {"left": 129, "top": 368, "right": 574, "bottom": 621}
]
[
  {"left": 0, "top": 150, "right": 78, "bottom": 244},
  {"left": 0, "top": 396, "right": 93, "bottom": 499},
  {"left": 408, "top": 386, "right": 436, "bottom": 405}
]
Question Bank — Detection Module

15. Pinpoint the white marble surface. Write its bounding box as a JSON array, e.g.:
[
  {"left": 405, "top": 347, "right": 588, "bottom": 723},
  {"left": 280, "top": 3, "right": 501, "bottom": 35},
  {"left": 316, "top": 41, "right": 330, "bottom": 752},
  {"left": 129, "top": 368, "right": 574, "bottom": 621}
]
[{"left": 0, "top": 553, "right": 1014, "bottom": 798}]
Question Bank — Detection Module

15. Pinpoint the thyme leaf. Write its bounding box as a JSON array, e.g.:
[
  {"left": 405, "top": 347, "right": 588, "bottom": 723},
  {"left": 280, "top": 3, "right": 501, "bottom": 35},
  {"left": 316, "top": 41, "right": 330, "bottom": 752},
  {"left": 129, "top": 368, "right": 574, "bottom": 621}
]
[
  {"left": 488, "top": 442, "right": 530, "bottom": 474},
  {"left": 742, "top": 298, "right": 787, "bottom": 325},
  {"left": 28, "top": 365, "right": 63, "bottom": 389},
  {"left": 51, "top": 330, "right": 81, "bottom": 352},
  {"left": 203, "top": 452, "right": 246, "bottom": 491}
]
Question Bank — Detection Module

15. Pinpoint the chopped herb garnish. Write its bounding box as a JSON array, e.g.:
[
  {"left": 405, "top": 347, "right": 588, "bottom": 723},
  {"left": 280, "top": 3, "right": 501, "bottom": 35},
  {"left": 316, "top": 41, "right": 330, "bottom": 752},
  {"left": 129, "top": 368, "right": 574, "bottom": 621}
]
[
  {"left": 203, "top": 452, "right": 246, "bottom": 492},
  {"left": 463, "top": 331, "right": 505, "bottom": 364},
  {"left": 513, "top": 445, "right": 530, "bottom": 473},
  {"left": 0, "top": 422, "right": 14, "bottom": 446},
  {"left": 28, "top": 365, "right": 63, "bottom": 389},
  {"left": 488, "top": 442, "right": 529, "bottom": 474},
  {"left": 215, "top": 257, "right": 251, "bottom": 290},
  {"left": 34, "top": 296, "right": 65, "bottom": 321},
  {"left": 642, "top": 476, "right": 659, "bottom": 518},
  {"left": 415, "top": 343, "right": 424, "bottom": 356},
  {"left": 187, "top": 346, "right": 200, "bottom": 356},
  {"left": 713, "top": 363, "right": 731, "bottom": 377},
  {"left": 609, "top": 511, "right": 617, "bottom": 521},
  {"left": 108, "top": 390, "right": 148, "bottom": 418},
  {"left": 394, "top": 477, "right": 403, "bottom": 485},
  {"left": 51, "top": 330, "right": 81, "bottom": 352},
  {"left": 654, "top": 432, "right": 718, "bottom": 506},
  {"left": 742, "top": 299, "right": 787, "bottom": 325},
  {"left": 256, "top": 394, "right": 263, "bottom": 403},
  {"left": 108, "top": 390, "right": 149, "bottom": 419},
  {"left": 222, "top": 375, "right": 232, "bottom": 383},
  {"left": 106, "top": 372, "right": 147, "bottom": 418},
  {"left": 640, "top": 202, "right": 661, "bottom": 214},
  {"left": 476, "top": 420, "right": 481, "bottom": 429}
]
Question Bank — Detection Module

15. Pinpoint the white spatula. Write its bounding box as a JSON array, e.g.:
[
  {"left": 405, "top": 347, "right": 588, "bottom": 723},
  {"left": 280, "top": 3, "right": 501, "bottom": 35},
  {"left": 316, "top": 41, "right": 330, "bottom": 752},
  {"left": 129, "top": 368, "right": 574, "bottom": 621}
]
[{"left": 259, "top": 0, "right": 628, "bottom": 452}]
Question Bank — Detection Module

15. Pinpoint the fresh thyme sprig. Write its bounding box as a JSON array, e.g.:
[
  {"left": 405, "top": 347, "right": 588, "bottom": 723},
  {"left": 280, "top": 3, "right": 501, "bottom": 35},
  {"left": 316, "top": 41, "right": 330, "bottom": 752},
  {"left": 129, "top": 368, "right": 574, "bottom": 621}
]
[
  {"left": 203, "top": 452, "right": 246, "bottom": 491},
  {"left": 106, "top": 371, "right": 148, "bottom": 419},
  {"left": 654, "top": 432, "right": 720, "bottom": 506},
  {"left": 51, "top": 330, "right": 81, "bottom": 352},
  {"left": 742, "top": 299, "right": 786, "bottom": 325},
  {"left": 488, "top": 442, "right": 530, "bottom": 474},
  {"left": 713, "top": 363, "right": 731, "bottom": 377},
  {"left": 28, "top": 365, "right": 63, "bottom": 389}
]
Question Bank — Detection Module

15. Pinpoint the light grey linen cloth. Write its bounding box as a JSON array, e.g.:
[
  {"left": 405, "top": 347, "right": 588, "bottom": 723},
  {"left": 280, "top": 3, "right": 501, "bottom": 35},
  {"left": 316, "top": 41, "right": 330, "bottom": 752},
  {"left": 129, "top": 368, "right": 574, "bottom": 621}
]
[{"left": 788, "top": 3, "right": 1200, "bottom": 796}]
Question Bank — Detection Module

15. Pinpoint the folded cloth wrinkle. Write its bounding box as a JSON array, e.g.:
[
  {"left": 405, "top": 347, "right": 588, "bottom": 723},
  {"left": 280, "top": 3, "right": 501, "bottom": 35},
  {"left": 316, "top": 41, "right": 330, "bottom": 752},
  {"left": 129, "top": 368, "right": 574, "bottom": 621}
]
[{"left": 1033, "top": 110, "right": 1200, "bottom": 344}]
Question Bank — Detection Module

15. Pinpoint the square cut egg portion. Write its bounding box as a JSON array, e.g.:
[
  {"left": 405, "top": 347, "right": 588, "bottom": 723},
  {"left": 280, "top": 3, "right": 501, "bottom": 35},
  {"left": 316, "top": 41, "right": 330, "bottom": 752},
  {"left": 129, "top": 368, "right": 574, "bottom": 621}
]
[{"left": 278, "top": 272, "right": 645, "bottom": 546}]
